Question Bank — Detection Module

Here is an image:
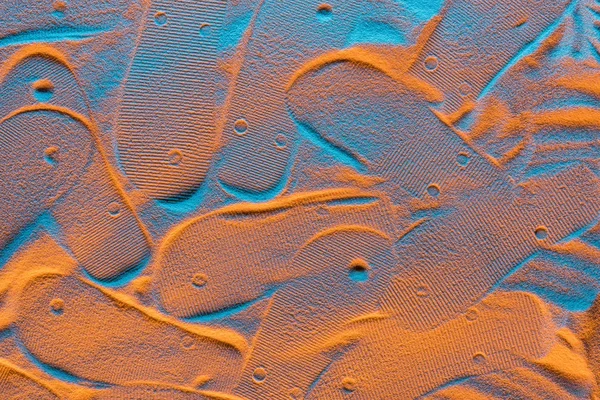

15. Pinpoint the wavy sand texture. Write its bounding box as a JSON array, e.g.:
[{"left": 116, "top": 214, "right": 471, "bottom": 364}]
[
  {"left": 0, "top": 45, "right": 151, "bottom": 281},
  {"left": 152, "top": 189, "right": 400, "bottom": 318},
  {"left": 116, "top": 0, "right": 226, "bottom": 200},
  {"left": 1, "top": 0, "right": 600, "bottom": 399}
]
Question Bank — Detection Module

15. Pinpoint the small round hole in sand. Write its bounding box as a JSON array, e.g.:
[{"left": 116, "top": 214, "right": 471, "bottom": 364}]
[
  {"left": 427, "top": 184, "right": 440, "bottom": 197},
  {"left": 535, "top": 226, "right": 548, "bottom": 240},
  {"left": 465, "top": 307, "right": 478, "bottom": 321},
  {"left": 44, "top": 146, "right": 58, "bottom": 166},
  {"left": 253, "top": 367, "right": 267, "bottom": 383},
  {"left": 317, "top": 4, "right": 333, "bottom": 21},
  {"left": 473, "top": 352, "right": 486, "bottom": 365},
  {"left": 168, "top": 149, "right": 182, "bottom": 166},
  {"left": 199, "top": 23, "right": 212, "bottom": 37},
  {"left": 457, "top": 152, "right": 470, "bottom": 166},
  {"left": 108, "top": 202, "right": 121, "bottom": 217},
  {"left": 349, "top": 259, "right": 369, "bottom": 282},
  {"left": 33, "top": 79, "right": 54, "bottom": 102},
  {"left": 181, "top": 335, "right": 195, "bottom": 350},
  {"left": 234, "top": 119, "right": 248, "bottom": 135},
  {"left": 52, "top": 1, "right": 66, "bottom": 18},
  {"left": 50, "top": 298, "right": 64, "bottom": 315},
  {"left": 424, "top": 56, "right": 438, "bottom": 71},
  {"left": 154, "top": 12, "right": 168, "bottom": 26},
  {"left": 342, "top": 376, "right": 357, "bottom": 392},
  {"left": 275, "top": 133, "right": 287, "bottom": 149},
  {"left": 192, "top": 273, "right": 208, "bottom": 288}
]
